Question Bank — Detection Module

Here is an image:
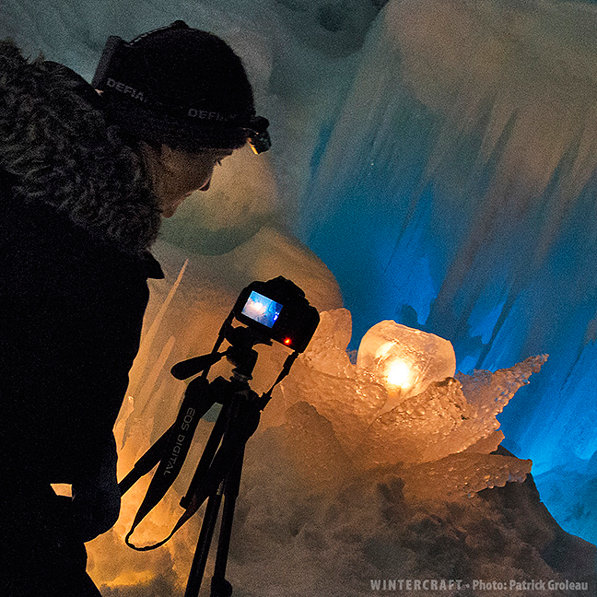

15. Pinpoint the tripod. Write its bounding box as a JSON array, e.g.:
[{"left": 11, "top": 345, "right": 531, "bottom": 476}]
[
  {"left": 181, "top": 343, "right": 263, "bottom": 597},
  {"left": 119, "top": 276, "right": 319, "bottom": 596},
  {"left": 120, "top": 327, "right": 286, "bottom": 597}
]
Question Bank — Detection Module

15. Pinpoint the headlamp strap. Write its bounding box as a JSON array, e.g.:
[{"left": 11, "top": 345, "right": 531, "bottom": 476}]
[{"left": 91, "top": 35, "right": 126, "bottom": 90}]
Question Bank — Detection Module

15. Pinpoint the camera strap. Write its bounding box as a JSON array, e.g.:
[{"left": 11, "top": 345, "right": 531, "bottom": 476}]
[
  {"left": 257, "top": 351, "right": 299, "bottom": 409},
  {"left": 124, "top": 375, "right": 212, "bottom": 550},
  {"left": 135, "top": 389, "right": 262, "bottom": 550},
  {"left": 123, "top": 383, "right": 265, "bottom": 551},
  {"left": 122, "top": 352, "right": 301, "bottom": 550}
]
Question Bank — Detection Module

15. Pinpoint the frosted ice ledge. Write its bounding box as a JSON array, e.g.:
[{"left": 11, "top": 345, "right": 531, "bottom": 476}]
[
  {"left": 90, "top": 275, "right": 590, "bottom": 595},
  {"left": 278, "top": 309, "right": 545, "bottom": 501}
]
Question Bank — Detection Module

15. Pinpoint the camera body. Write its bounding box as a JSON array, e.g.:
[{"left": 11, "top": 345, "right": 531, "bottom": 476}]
[{"left": 232, "top": 276, "right": 319, "bottom": 353}]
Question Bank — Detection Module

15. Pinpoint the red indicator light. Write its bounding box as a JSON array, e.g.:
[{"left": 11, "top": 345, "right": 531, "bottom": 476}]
[{"left": 284, "top": 337, "right": 292, "bottom": 345}]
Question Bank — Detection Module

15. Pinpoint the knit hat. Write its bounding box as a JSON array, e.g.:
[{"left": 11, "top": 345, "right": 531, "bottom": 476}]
[{"left": 93, "top": 21, "right": 270, "bottom": 153}]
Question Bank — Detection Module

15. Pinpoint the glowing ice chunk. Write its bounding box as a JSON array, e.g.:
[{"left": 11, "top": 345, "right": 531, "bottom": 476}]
[{"left": 357, "top": 320, "right": 456, "bottom": 408}]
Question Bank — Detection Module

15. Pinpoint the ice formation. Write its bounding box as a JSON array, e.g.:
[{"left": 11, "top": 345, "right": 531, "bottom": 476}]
[
  {"left": 357, "top": 320, "right": 456, "bottom": 407},
  {"left": 280, "top": 309, "right": 540, "bottom": 484},
  {"left": 296, "top": 0, "right": 597, "bottom": 543}
]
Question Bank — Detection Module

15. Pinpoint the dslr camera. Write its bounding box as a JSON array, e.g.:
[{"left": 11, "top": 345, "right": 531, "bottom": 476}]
[{"left": 232, "top": 276, "right": 319, "bottom": 353}]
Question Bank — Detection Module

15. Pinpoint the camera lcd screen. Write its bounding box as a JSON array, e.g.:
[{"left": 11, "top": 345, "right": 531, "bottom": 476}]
[{"left": 241, "top": 291, "right": 283, "bottom": 328}]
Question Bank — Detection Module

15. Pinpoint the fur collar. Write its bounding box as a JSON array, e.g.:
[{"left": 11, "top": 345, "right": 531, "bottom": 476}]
[{"left": 0, "top": 40, "right": 161, "bottom": 255}]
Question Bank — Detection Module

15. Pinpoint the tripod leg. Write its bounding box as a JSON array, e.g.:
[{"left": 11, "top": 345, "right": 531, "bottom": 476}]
[
  {"left": 184, "top": 486, "right": 224, "bottom": 597},
  {"left": 210, "top": 446, "right": 246, "bottom": 597}
]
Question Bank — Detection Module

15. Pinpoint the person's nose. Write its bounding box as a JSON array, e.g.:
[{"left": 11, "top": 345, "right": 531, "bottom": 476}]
[{"left": 199, "top": 175, "right": 212, "bottom": 192}]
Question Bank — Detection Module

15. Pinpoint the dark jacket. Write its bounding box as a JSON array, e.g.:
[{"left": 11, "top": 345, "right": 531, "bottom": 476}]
[
  {"left": 0, "top": 41, "right": 165, "bottom": 593},
  {"left": 0, "top": 171, "right": 163, "bottom": 484},
  {"left": 0, "top": 42, "right": 163, "bottom": 485}
]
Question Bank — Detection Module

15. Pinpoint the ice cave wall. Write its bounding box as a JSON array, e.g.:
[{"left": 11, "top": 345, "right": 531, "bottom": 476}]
[
  {"left": 4, "top": 0, "right": 597, "bottom": 545},
  {"left": 299, "top": 0, "right": 597, "bottom": 542}
]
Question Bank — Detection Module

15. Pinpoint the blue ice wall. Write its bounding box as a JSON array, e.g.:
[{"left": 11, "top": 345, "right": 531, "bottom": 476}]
[{"left": 299, "top": 0, "right": 597, "bottom": 542}]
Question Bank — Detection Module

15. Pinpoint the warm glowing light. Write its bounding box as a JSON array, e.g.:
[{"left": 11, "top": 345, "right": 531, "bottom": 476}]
[
  {"left": 357, "top": 320, "right": 456, "bottom": 408},
  {"left": 284, "top": 337, "right": 292, "bottom": 345},
  {"left": 385, "top": 359, "right": 413, "bottom": 389},
  {"left": 51, "top": 483, "right": 72, "bottom": 497}
]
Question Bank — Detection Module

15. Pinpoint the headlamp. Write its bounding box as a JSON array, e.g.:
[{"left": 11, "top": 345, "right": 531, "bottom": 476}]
[
  {"left": 245, "top": 117, "right": 272, "bottom": 154},
  {"left": 92, "top": 22, "right": 271, "bottom": 154}
]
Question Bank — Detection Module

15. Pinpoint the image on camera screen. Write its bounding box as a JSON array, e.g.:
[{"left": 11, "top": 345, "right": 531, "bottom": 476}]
[{"left": 241, "top": 291, "right": 283, "bottom": 328}]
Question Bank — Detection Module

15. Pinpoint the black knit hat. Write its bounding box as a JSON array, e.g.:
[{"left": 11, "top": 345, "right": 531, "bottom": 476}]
[{"left": 93, "top": 21, "right": 270, "bottom": 153}]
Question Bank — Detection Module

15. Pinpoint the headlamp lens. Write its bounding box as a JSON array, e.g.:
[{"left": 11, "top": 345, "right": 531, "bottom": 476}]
[
  {"left": 248, "top": 130, "right": 272, "bottom": 154},
  {"left": 245, "top": 116, "right": 271, "bottom": 154}
]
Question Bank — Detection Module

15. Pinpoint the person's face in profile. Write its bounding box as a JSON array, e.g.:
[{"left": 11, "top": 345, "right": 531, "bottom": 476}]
[{"left": 142, "top": 143, "right": 233, "bottom": 217}]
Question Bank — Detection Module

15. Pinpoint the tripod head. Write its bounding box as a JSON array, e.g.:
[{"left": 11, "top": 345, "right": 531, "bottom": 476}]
[{"left": 171, "top": 324, "right": 272, "bottom": 383}]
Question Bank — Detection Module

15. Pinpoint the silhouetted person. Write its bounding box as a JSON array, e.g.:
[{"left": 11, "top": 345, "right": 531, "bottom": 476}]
[{"left": 0, "top": 21, "right": 269, "bottom": 596}]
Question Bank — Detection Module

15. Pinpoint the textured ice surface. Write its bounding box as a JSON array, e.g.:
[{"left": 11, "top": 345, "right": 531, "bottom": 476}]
[
  {"left": 87, "top": 284, "right": 551, "bottom": 595},
  {"left": 398, "top": 452, "right": 532, "bottom": 501},
  {"left": 282, "top": 309, "right": 545, "bottom": 472},
  {"left": 357, "top": 320, "right": 456, "bottom": 408},
  {"left": 361, "top": 355, "right": 547, "bottom": 466},
  {"left": 279, "top": 310, "right": 390, "bottom": 454}
]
